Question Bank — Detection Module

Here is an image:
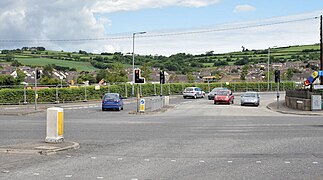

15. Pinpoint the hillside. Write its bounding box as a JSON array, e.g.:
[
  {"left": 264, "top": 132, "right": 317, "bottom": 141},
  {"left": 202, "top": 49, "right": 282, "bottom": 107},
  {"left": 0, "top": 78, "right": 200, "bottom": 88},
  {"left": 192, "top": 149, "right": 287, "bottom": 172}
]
[{"left": 0, "top": 44, "right": 320, "bottom": 73}]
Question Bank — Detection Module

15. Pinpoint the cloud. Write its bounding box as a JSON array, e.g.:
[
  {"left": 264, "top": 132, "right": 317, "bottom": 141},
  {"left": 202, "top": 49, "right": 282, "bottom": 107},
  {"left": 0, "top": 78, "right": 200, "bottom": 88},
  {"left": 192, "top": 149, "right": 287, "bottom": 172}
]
[
  {"left": 0, "top": 1, "right": 321, "bottom": 56},
  {"left": 234, "top": 4, "right": 256, "bottom": 13},
  {"left": 91, "top": 0, "right": 221, "bottom": 13}
]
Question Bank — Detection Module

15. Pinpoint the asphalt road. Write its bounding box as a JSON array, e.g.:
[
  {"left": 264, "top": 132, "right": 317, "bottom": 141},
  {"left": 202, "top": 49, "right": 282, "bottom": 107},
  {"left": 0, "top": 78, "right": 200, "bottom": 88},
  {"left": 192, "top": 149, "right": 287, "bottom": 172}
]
[{"left": 1, "top": 93, "right": 323, "bottom": 180}]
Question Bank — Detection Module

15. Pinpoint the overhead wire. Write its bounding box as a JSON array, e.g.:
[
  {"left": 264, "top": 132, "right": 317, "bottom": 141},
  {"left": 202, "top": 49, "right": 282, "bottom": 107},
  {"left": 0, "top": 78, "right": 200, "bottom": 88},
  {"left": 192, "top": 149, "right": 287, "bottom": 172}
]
[{"left": 0, "top": 16, "right": 319, "bottom": 43}]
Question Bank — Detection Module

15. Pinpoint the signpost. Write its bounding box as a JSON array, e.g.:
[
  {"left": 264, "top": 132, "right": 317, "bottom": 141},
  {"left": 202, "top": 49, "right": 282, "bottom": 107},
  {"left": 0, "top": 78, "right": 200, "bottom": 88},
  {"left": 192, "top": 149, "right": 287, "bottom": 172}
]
[
  {"left": 139, "top": 99, "right": 145, "bottom": 113},
  {"left": 311, "top": 95, "right": 322, "bottom": 111}
]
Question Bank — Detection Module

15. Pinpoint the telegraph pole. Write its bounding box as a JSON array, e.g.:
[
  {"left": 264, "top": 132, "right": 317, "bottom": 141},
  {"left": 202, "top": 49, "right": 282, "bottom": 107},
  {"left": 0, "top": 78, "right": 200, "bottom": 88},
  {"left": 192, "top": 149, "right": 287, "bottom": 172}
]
[{"left": 320, "top": 15, "right": 323, "bottom": 85}]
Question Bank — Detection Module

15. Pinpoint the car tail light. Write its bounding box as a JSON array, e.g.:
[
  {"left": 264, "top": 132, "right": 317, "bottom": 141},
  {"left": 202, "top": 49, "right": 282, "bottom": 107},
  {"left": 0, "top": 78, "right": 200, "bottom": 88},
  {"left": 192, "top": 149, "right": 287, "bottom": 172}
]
[{"left": 116, "top": 100, "right": 120, "bottom": 103}]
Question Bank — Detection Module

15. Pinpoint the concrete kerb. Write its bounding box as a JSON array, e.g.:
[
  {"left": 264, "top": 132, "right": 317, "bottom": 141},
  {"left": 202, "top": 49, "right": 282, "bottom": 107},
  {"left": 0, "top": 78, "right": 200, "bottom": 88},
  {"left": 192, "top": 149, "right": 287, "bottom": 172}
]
[
  {"left": 0, "top": 141, "right": 80, "bottom": 155},
  {"left": 266, "top": 101, "right": 323, "bottom": 116}
]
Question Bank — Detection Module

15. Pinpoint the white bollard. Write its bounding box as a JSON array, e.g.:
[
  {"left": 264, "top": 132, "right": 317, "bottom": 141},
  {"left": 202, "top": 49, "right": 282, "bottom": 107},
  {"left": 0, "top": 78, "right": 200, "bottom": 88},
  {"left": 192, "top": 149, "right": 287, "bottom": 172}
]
[
  {"left": 164, "top": 96, "right": 170, "bottom": 106},
  {"left": 46, "top": 107, "right": 64, "bottom": 143}
]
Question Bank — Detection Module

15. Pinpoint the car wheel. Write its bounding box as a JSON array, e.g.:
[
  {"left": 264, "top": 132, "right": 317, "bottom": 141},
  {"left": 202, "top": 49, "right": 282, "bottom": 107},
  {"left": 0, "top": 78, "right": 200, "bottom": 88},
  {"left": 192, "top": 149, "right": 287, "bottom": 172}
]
[
  {"left": 194, "top": 95, "right": 197, "bottom": 99},
  {"left": 117, "top": 106, "right": 121, "bottom": 111},
  {"left": 241, "top": 103, "right": 243, "bottom": 106},
  {"left": 102, "top": 108, "right": 105, "bottom": 111},
  {"left": 183, "top": 96, "right": 186, "bottom": 99},
  {"left": 121, "top": 106, "right": 124, "bottom": 110}
]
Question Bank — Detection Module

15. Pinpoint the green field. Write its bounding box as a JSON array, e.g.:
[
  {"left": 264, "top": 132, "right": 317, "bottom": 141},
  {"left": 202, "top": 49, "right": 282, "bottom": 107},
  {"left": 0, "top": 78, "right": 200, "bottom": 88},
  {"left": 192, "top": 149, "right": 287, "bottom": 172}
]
[{"left": 16, "top": 57, "right": 98, "bottom": 71}]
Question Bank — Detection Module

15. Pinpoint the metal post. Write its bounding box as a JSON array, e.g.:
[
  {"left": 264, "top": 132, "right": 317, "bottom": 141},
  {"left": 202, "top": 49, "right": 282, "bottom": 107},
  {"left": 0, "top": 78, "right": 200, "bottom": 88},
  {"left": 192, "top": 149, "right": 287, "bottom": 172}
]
[
  {"left": 268, "top": 47, "right": 270, "bottom": 91},
  {"left": 153, "top": 83, "right": 156, "bottom": 96},
  {"left": 140, "top": 84, "right": 142, "bottom": 97},
  {"left": 34, "top": 68, "right": 37, "bottom": 110},
  {"left": 277, "top": 82, "right": 280, "bottom": 109},
  {"left": 168, "top": 82, "right": 170, "bottom": 95},
  {"left": 60, "top": 78, "right": 63, "bottom": 88},
  {"left": 124, "top": 83, "right": 128, "bottom": 98},
  {"left": 84, "top": 85, "right": 87, "bottom": 102},
  {"left": 132, "top": 33, "right": 135, "bottom": 96},
  {"left": 137, "top": 85, "right": 140, "bottom": 112},
  {"left": 160, "top": 83, "right": 163, "bottom": 96},
  {"left": 55, "top": 85, "right": 59, "bottom": 103},
  {"left": 208, "top": 81, "right": 210, "bottom": 93},
  {"left": 320, "top": 15, "right": 323, "bottom": 85},
  {"left": 23, "top": 85, "right": 27, "bottom": 104}
]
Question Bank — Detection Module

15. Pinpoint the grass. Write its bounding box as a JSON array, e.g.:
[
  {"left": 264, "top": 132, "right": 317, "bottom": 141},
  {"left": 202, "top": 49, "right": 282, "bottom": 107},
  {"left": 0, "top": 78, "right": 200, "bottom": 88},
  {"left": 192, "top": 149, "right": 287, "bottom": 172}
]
[{"left": 16, "top": 57, "right": 98, "bottom": 72}]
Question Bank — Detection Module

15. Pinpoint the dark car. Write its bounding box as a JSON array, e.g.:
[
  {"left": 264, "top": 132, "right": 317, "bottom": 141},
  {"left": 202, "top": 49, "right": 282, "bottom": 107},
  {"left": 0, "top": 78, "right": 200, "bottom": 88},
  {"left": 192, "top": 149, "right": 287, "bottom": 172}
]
[
  {"left": 102, "top": 93, "right": 124, "bottom": 111},
  {"left": 208, "top": 87, "right": 228, "bottom": 100},
  {"left": 214, "top": 90, "right": 234, "bottom": 105}
]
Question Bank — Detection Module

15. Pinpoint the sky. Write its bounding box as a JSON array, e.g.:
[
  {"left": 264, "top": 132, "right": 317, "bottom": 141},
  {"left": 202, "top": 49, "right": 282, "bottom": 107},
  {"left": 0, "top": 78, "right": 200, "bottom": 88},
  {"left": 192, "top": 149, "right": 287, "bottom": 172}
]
[{"left": 0, "top": 0, "right": 322, "bottom": 56}]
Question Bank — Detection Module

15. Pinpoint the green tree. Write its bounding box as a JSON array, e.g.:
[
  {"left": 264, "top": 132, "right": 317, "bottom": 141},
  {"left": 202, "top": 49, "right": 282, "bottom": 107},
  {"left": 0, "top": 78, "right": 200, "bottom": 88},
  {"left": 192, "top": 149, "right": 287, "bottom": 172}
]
[
  {"left": 286, "top": 68, "right": 294, "bottom": 81},
  {"left": 141, "top": 63, "right": 152, "bottom": 81},
  {"left": 187, "top": 72, "right": 195, "bottom": 83},
  {"left": 105, "top": 62, "right": 127, "bottom": 83},
  {"left": 77, "top": 73, "right": 96, "bottom": 84},
  {"left": 40, "top": 76, "right": 60, "bottom": 85},
  {"left": 0, "top": 75, "right": 15, "bottom": 85},
  {"left": 43, "top": 64, "right": 54, "bottom": 78},
  {"left": 15, "top": 69, "right": 26, "bottom": 84},
  {"left": 240, "top": 65, "right": 249, "bottom": 80},
  {"left": 11, "top": 60, "right": 22, "bottom": 67}
]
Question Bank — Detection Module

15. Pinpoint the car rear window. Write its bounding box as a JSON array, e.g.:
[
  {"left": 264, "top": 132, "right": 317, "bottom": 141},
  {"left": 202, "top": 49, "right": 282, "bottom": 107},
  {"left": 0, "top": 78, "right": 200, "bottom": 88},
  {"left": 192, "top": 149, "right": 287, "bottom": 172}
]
[
  {"left": 185, "top": 88, "right": 194, "bottom": 92},
  {"left": 243, "top": 93, "right": 257, "bottom": 97},
  {"left": 104, "top": 94, "right": 119, "bottom": 100},
  {"left": 217, "top": 91, "right": 230, "bottom": 95}
]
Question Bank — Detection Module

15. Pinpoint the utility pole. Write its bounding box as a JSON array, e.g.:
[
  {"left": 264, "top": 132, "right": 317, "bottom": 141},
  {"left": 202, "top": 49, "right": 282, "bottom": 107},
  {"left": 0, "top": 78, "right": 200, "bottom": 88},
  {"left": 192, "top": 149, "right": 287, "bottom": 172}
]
[
  {"left": 320, "top": 15, "right": 323, "bottom": 85},
  {"left": 34, "top": 68, "right": 37, "bottom": 110}
]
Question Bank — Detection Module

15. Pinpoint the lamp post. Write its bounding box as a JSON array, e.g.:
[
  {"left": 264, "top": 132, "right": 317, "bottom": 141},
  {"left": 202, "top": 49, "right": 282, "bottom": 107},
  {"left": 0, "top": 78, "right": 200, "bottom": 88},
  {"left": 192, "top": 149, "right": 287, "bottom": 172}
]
[
  {"left": 267, "top": 46, "right": 277, "bottom": 91},
  {"left": 132, "top": 31, "right": 146, "bottom": 96}
]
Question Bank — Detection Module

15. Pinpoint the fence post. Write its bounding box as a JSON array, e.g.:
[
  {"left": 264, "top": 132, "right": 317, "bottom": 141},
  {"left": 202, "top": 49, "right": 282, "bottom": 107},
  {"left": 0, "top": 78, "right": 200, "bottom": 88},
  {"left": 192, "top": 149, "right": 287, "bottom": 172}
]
[
  {"left": 55, "top": 85, "right": 59, "bottom": 103},
  {"left": 140, "top": 84, "right": 142, "bottom": 97},
  {"left": 124, "top": 83, "right": 128, "bottom": 98},
  {"left": 23, "top": 85, "right": 27, "bottom": 105}
]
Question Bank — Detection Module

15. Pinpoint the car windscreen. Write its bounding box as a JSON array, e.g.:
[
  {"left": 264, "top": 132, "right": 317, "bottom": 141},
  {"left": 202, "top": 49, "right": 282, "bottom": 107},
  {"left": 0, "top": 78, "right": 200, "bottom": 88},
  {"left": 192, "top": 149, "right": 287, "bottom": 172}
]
[
  {"left": 103, "top": 94, "right": 119, "bottom": 100},
  {"left": 211, "top": 88, "right": 227, "bottom": 92},
  {"left": 243, "top": 93, "right": 257, "bottom": 97}
]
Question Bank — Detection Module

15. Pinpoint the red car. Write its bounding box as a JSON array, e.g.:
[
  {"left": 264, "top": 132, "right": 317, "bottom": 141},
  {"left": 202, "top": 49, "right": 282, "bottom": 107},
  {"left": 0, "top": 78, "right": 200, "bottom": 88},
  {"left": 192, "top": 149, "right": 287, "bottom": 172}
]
[{"left": 214, "top": 90, "right": 234, "bottom": 104}]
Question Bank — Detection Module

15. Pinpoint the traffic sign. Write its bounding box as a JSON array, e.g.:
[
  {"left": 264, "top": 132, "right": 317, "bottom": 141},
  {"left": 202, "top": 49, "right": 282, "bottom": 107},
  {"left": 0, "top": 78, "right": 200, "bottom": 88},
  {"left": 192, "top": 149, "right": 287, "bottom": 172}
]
[
  {"left": 140, "top": 98, "right": 145, "bottom": 112},
  {"left": 319, "top": 70, "right": 323, "bottom": 77}
]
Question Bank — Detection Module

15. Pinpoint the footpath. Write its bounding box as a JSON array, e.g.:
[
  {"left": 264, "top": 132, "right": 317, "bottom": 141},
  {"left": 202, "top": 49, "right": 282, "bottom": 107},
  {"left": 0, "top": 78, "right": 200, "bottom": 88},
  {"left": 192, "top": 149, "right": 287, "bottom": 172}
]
[{"left": 267, "top": 100, "right": 323, "bottom": 116}]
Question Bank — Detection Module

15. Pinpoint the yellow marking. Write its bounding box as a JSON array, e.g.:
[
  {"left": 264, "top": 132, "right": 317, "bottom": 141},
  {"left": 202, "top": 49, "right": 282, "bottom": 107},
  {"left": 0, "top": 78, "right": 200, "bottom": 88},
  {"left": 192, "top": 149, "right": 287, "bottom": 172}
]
[
  {"left": 312, "top": 71, "right": 319, "bottom": 78},
  {"left": 58, "top": 111, "right": 64, "bottom": 136}
]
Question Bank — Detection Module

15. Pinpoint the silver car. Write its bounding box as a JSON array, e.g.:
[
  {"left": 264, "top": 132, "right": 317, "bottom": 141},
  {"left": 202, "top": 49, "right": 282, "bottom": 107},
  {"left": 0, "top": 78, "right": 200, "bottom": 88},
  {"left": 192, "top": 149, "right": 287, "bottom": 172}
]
[
  {"left": 183, "top": 87, "right": 204, "bottom": 99},
  {"left": 240, "top": 92, "right": 260, "bottom": 106}
]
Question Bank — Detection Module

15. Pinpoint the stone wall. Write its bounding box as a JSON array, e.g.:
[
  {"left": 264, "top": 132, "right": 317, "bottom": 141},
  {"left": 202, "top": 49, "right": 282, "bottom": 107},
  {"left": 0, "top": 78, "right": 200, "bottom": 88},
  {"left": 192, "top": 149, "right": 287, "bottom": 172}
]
[{"left": 285, "top": 96, "right": 311, "bottom": 111}]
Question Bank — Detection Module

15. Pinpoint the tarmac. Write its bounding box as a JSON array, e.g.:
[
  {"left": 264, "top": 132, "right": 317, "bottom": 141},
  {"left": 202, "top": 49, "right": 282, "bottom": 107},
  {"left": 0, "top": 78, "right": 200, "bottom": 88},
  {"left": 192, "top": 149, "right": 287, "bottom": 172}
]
[{"left": 1, "top": 96, "right": 322, "bottom": 156}]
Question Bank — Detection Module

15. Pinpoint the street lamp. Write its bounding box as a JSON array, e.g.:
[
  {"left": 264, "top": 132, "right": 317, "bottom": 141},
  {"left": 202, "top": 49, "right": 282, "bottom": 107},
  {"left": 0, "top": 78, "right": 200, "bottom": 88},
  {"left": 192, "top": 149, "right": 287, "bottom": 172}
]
[
  {"left": 267, "top": 46, "right": 277, "bottom": 91},
  {"left": 132, "top": 31, "right": 146, "bottom": 96}
]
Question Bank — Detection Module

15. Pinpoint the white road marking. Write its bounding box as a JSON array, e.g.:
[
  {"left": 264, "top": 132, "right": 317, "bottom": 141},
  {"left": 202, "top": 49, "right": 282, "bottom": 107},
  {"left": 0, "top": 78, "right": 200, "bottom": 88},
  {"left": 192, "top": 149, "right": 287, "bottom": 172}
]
[
  {"left": 285, "top": 161, "right": 291, "bottom": 164},
  {"left": 33, "top": 173, "right": 40, "bottom": 176},
  {"left": 256, "top": 161, "right": 262, "bottom": 164},
  {"left": 313, "top": 162, "right": 318, "bottom": 164},
  {"left": 227, "top": 161, "right": 233, "bottom": 163},
  {"left": 65, "top": 175, "right": 73, "bottom": 178},
  {"left": 2, "top": 170, "right": 9, "bottom": 173},
  {"left": 4, "top": 107, "right": 18, "bottom": 110},
  {"left": 66, "top": 155, "right": 72, "bottom": 158},
  {"left": 91, "top": 157, "right": 97, "bottom": 159},
  {"left": 97, "top": 177, "right": 104, "bottom": 179},
  {"left": 118, "top": 158, "right": 123, "bottom": 161},
  {"left": 144, "top": 159, "right": 150, "bottom": 162},
  {"left": 199, "top": 160, "right": 205, "bottom": 163},
  {"left": 171, "top": 159, "right": 176, "bottom": 162},
  {"left": 131, "top": 178, "right": 138, "bottom": 180}
]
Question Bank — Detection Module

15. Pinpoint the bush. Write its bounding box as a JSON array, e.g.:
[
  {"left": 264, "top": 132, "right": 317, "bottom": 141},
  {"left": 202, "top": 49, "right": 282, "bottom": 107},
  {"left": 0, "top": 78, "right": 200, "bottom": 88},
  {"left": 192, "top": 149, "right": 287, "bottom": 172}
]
[{"left": 0, "top": 82, "right": 296, "bottom": 104}]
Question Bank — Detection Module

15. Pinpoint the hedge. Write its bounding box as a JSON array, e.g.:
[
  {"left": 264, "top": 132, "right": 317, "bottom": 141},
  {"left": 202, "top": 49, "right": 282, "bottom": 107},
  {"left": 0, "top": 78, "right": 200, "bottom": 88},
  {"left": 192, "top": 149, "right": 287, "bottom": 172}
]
[{"left": 0, "top": 82, "right": 296, "bottom": 104}]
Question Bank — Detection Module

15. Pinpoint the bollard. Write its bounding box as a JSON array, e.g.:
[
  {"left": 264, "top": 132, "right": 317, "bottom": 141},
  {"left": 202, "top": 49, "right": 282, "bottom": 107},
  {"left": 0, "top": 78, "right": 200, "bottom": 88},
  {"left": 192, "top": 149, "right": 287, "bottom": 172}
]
[
  {"left": 46, "top": 107, "right": 64, "bottom": 143},
  {"left": 124, "top": 83, "right": 128, "bottom": 98},
  {"left": 164, "top": 96, "right": 170, "bottom": 106}
]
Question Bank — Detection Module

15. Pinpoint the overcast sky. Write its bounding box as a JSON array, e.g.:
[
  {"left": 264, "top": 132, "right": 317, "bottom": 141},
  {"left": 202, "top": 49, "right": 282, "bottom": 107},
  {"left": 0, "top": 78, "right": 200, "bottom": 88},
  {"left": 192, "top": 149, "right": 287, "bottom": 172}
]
[{"left": 0, "top": 0, "right": 322, "bottom": 56}]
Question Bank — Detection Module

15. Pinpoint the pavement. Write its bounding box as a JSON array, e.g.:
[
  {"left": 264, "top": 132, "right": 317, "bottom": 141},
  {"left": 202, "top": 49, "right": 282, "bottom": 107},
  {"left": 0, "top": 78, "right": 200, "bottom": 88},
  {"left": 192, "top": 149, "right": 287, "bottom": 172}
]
[
  {"left": 0, "top": 141, "right": 79, "bottom": 155},
  {"left": 267, "top": 99, "right": 323, "bottom": 116}
]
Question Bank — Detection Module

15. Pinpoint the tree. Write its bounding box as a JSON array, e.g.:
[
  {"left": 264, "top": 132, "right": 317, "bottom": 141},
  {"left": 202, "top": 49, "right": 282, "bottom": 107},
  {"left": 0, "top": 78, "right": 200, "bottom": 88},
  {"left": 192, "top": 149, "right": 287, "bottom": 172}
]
[
  {"left": 43, "top": 64, "right": 54, "bottom": 78},
  {"left": 15, "top": 69, "right": 26, "bottom": 84},
  {"left": 105, "top": 63, "right": 128, "bottom": 83},
  {"left": 240, "top": 65, "right": 249, "bottom": 80},
  {"left": 0, "top": 75, "right": 15, "bottom": 85},
  {"left": 11, "top": 60, "right": 22, "bottom": 67},
  {"left": 286, "top": 68, "right": 294, "bottom": 81},
  {"left": 77, "top": 73, "right": 96, "bottom": 84},
  {"left": 141, "top": 63, "right": 152, "bottom": 81},
  {"left": 40, "top": 76, "right": 60, "bottom": 85},
  {"left": 187, "top": 72, "right": 195, "bottom": 83}
]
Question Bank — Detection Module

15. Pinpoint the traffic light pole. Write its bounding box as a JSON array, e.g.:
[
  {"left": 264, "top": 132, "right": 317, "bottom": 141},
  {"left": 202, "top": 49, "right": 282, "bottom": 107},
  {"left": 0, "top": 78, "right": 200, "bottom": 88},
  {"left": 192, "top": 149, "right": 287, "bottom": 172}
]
[
  {"left": 34, "top": 68, "right": 37, "bottom": 110},
  {"left": 277, "top": 82, "right": 280, "bottom": 109}
]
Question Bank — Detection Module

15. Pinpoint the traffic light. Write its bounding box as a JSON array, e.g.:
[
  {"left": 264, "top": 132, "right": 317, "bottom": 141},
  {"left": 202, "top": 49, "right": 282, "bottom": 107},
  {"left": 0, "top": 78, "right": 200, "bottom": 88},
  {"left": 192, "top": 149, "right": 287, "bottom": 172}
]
[
  {"left": 274, "top": 70, "right": 280, "bottom": 83},
  {"left": 160, "top": 71, "right": 165, "bottom": 84},
  {"left": 36, "top": 70, "right": 41, "bottom": 79},
  {"left": 134, "top": 69, "right": 145, "bottom": 84}
]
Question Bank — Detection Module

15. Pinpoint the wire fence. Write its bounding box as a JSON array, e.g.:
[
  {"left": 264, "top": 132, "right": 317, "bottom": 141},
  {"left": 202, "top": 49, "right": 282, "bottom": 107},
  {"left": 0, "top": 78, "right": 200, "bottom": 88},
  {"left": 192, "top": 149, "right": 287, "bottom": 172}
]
[{"left": 0, "top": 81, "right": 297, "bottom": 105}]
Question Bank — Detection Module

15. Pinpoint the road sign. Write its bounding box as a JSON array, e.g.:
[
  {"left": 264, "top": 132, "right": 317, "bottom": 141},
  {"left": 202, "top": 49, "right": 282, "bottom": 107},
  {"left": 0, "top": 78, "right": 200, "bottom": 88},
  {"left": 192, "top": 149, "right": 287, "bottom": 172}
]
[
  {"left": 311, "top": 95, "right": 322, "bottom": 111},
  {"left": 319, "top": 70, "right": 323, "bottom": 77},
  {"left": 314, "top": 85, "right": 323, "bottom": 90},
  {"left": 140, "top": 99, "right": 145, "bottom": 112}
]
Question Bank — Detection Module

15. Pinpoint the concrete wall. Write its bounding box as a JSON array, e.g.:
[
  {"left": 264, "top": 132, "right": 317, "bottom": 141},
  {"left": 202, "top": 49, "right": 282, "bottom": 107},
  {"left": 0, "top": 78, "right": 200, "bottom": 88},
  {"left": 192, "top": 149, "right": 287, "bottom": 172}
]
[{"left": 285, "top": 96, "right": 311, "bottom": 111}]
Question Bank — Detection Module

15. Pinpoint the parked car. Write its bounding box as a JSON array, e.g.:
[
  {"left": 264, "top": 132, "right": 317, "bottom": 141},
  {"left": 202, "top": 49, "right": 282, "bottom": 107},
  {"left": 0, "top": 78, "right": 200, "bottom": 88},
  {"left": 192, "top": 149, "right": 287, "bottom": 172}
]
[
  {"left": 240, "top": 92, "right": 260, "bottom": 106},
  {"left": 102, "top": 93, "right": 124, "bottom": 111},
  {"left": 183, "top": 87, "right": 204, "bottom": 99},
  {"left": 208, "top": 87, "right": 228, "bottom": 100},
  {"left": 214, "top": 90, "right": 234, "bottom": 104}
]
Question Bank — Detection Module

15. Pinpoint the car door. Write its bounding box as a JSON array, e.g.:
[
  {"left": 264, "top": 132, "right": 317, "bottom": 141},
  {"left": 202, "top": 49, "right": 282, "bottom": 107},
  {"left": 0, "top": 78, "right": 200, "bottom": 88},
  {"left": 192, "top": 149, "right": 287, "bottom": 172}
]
[{"left": 195, "top": 88, "right": 202, "bottom": 97}]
